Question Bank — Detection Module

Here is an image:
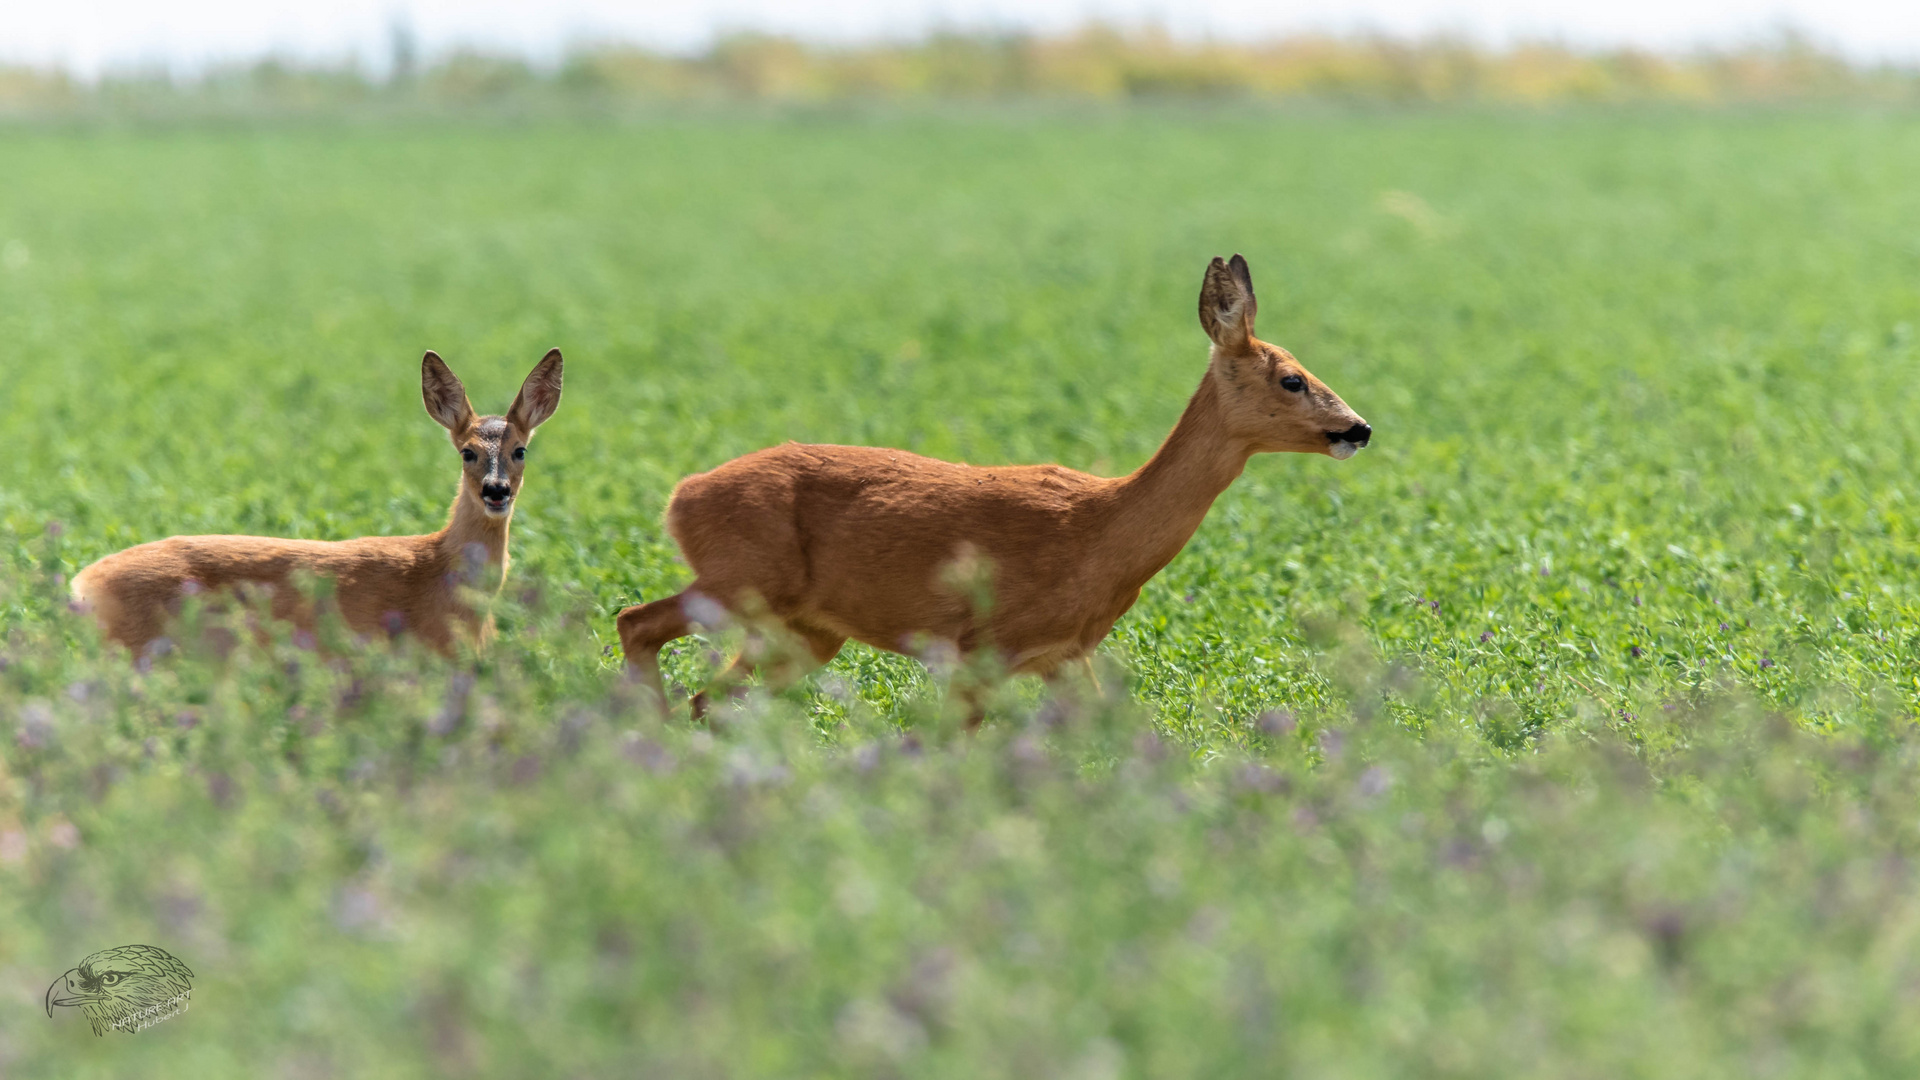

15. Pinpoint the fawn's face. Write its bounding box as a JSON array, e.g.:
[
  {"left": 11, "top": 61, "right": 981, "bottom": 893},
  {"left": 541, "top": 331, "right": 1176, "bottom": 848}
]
[
  {"left": 1198, "top": 255, "right": 1371, "bottom": 459},
  {"left": 421, "top": 348, "right": 565, "bottom": 520},
  {"left": 454, "top": 416, "right": 534, "bottom": 517}
]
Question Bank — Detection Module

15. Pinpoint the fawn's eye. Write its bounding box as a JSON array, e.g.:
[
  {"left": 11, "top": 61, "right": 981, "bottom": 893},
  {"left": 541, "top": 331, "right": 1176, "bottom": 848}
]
[
  {"left": 512, "top": 447, "right": 526, "bottom": 461},
  {"left": 1280, "top": 374, "right": 1306, "bottom": 393},
  {"left": 461, "top": 449, "right": 477, "bottom": 463}
]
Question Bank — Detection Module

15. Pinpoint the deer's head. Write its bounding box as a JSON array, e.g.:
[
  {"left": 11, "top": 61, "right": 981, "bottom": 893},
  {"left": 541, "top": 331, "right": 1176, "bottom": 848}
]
[
  {"left": 1198, "top": 254, "right": 1370, "bottom": 459},
  {"left": 422, "top": 349, "right": 564, "bottom": 519}
]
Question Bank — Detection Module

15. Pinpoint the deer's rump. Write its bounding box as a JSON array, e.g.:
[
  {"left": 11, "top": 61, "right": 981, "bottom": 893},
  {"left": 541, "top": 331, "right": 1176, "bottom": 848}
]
[{"left": 666, "top": 443, "right": 1130, "bottom": 662}]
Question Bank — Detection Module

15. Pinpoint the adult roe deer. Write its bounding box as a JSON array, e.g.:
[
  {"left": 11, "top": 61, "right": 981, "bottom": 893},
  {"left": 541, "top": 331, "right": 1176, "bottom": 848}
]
[
  {"left": 72, "top": 349, "right": 563, "bottom": 658},
  {"left": 616, "top": 255, "right": 1370, "bottom": 716}
]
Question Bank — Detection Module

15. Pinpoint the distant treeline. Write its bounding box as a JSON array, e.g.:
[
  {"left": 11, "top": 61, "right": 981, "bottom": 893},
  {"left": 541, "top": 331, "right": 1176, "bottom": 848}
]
[{"left": 4, "top": 25, "right": 1916, "bottom": 114}]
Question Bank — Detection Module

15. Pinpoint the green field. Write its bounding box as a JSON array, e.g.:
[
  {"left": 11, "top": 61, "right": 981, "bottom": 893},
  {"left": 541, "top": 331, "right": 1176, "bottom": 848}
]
[{"left": 5, "top": 109, "right": 1920, "bottom": 1076}]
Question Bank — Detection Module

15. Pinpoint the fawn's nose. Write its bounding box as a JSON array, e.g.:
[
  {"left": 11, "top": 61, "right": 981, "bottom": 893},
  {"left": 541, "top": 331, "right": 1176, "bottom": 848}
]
[
  {"left": 1328, "top": 422, "right": 1371, "bottom": 447},
  {"left": 481, "top": 482, "right": 511, "bottom": 502}
]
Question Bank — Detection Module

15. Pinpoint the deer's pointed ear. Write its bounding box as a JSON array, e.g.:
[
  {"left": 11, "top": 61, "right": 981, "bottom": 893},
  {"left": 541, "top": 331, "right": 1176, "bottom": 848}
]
[
  {"left": 1198, "top": 254, "right": 1257, "bottom": 352},
  {"left": 508, "top": 348, "right": 563, "bottom": 432},
  {"left": 421, "top": 351, "right": 475, "bottom": 434}
]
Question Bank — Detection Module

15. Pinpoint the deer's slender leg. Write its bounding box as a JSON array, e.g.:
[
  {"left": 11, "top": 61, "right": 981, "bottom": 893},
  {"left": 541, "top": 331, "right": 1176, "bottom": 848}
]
[
  {"left": 616, "top": 594, "right": 694, "bottom": 715},
  {"left": 691, "top": 623, "right": 846, "bottom": 721}
]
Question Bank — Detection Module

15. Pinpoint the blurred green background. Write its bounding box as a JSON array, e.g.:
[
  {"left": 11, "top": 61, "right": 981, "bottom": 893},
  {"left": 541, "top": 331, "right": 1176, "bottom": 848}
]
[{"left": 3, "top": 109, "right": 1920, "bottom": 1075}]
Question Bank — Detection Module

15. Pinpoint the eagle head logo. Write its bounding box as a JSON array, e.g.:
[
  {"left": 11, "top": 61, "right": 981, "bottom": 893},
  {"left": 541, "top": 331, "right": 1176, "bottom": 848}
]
[{"left": 46, "top": 944, "right": 194, "bottom": 1036}]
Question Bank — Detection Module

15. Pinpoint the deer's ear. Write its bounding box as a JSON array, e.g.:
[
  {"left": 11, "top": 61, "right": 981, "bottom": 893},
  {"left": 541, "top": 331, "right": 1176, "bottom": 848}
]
[
  {"left": 508, "top": 348, "right": 563, "bottom": 432},
  {"left": 421, "top": 351, "right": 475, "bottom": 434},
  {"left": 1198, "top": 254, "right": 1257, "bottom": 352}
]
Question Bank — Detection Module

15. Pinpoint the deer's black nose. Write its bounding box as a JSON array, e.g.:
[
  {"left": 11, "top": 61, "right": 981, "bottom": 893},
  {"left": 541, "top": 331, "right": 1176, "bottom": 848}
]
[
  {"left": 481, "top": 482, "right": 511, "bottom": 502},
  {"left": 1328, "top": 422, "right": 1372, "bottom": 446}
]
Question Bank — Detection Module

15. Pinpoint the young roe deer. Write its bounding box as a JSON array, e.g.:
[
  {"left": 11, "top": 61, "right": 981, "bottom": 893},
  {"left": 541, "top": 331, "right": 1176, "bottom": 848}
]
[
  {"left": 72, "top": 350, "right": 563, "bottom": 658},
  {"left": 616, "top": 255, "right": 1371, "bottom": 714}
]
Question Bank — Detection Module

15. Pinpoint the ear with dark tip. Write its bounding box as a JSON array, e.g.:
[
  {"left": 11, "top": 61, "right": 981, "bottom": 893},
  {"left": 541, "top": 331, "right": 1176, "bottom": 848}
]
[
  {"left": 421, "top": 350, "right": 476, "bottom": 435},
  {"left": 1227, "top": 253, "right": 1257, "bottom": 322},
  {"left": 508, "top": 348, "right": 563, "bottom": 432},
  {"left": 1198, "top": 255, "right": 1257, "bottom": 352}
]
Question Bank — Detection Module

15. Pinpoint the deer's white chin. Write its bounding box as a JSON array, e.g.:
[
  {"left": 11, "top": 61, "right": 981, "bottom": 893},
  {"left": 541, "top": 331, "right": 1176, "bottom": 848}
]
[
  {"left": 1327, "top": 441, "right": 1359, "bottom": 461},
  {"left": 482, "top": 499, "right": 513, "bottom": 517}
]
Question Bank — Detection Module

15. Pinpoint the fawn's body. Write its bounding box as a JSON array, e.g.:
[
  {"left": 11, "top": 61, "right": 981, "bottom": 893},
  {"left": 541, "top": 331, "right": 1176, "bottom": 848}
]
[
  {"left": 72, "top": 350, "right": 563, "bottom": 658},
  {"left": 618, "top": 255, "right": 1371, "bottom": 712}
]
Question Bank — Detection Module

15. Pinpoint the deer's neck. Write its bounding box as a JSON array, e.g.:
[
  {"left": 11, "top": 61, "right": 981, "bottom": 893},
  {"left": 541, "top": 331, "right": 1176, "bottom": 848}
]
[
  {"left": 1101, "top": 372, "right": 1251, "bottom": 590},
  {"left": 436, "top": 486, "right": 512, "bottom": 593}
]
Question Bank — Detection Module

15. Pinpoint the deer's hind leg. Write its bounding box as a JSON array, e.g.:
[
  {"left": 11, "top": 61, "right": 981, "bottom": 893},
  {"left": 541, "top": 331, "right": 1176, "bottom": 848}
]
[
  {"left": 616, "top": 594, "right": 696, "bottom": 714},
  {"left": 691, "top": 622, "right": 845, "bottom": 722}
]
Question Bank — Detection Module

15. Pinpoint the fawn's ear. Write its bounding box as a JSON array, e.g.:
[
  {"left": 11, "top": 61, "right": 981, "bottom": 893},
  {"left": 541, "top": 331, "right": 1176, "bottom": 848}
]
[
  {"left": 1198, "top": 254, "right": 1258, "bottom": 353},
  {"left": 508, "top": 348, "right": 563, "bottom": 432},
  {"left": 421, "top": 351, "right": 476, "bottom": 434}
]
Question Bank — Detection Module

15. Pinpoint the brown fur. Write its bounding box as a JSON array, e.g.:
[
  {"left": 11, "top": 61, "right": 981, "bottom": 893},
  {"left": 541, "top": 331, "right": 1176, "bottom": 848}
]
[
  {"left": 617, "top": 255, "right": 1370, "bottom": 714},
  {"left": 72, "top": 350, "right": 563, "bottom": 658}
]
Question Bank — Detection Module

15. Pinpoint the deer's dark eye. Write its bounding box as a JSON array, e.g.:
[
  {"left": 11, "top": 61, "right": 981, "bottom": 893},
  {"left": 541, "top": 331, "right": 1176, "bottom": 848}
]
[
  {"left": 461, "top": 449, "right": 477, "bottom": 463},
  {"left": 1280, "top": 374, "right": 1306, "bottom": 393},
  {"left": 512, "top": 447, "right": 526, "bottom": 461}
]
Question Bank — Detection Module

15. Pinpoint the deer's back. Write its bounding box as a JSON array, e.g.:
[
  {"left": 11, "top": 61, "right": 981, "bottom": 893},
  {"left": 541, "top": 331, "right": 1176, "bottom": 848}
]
[
  {"left": 73, "top": 533, "right": 450, "bottom": 651},
  {"left": 667, "top": 443, "right": 1121, "bottom": 651}
]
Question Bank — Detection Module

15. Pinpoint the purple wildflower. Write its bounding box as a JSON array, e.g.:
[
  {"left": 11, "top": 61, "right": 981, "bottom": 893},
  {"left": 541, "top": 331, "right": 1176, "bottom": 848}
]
[
  {"left": 1257, "top": 710, "right": 1297, "bottom": 737},
  {"left": 1357, "top": 765, "right": 1392, "bottom": 799},
  {"left": 1317, "top": 729, "right": 1346, "bottom": 759}
]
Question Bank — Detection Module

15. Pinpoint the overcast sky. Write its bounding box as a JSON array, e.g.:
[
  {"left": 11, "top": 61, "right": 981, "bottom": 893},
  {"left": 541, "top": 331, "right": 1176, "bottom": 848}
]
[{"left": 5, "top": 0, "right": 1918, "bottom": 77}]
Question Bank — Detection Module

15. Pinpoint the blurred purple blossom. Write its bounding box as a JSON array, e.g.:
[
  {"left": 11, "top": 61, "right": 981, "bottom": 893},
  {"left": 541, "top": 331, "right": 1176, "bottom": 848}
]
[
  {"left": 332, "top": 883, "right": 389, "bottom": 934},
  {"left": 1356, "top": 765, "right": 1393, "bottom": 799},
  {"left": 1234, "top": 763, "right": 1289, "bottom": 795},
  {"left": 1317, "top": 729, "right": 1346, "bottom": 759},
  {"left": 620, "top": 732, "right": 676, "bottom": 774},
  {"left": 15, "top": 700, "right": 54, "bottom": 748},
  {"left": 1256, "top": 710, "right": 1297, "bottom": 737}
]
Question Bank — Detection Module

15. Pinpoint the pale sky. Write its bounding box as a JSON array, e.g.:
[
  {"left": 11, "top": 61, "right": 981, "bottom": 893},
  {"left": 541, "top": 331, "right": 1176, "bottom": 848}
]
[{"left": 5, "top": 0, "right": 1918, "bottom": 77}]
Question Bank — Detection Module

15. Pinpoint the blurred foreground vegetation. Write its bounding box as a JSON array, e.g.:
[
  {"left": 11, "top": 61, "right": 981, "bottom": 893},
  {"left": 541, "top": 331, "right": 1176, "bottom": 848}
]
[{"left": 3, "top": 110, "right": 1920, "bottom": 1074}]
